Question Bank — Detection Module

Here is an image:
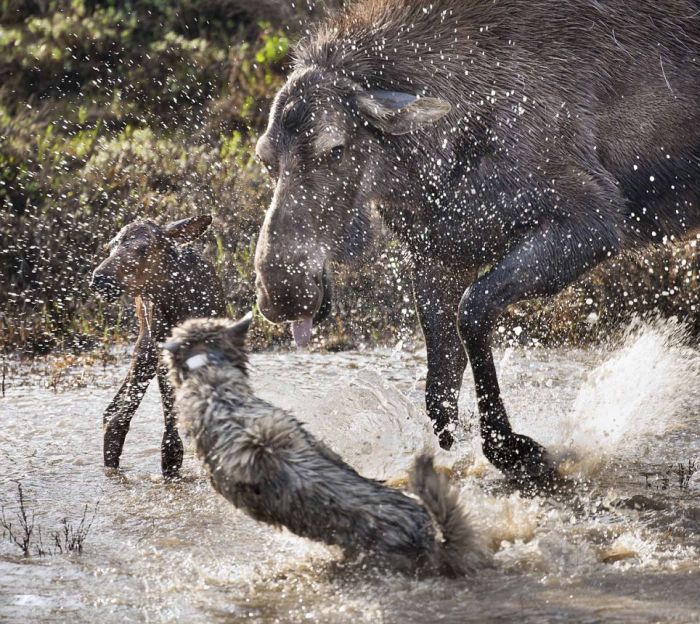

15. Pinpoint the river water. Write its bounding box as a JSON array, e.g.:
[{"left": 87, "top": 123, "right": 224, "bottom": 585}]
[{"left": 1, "top": 321, "right": 699, "bottom": 623}]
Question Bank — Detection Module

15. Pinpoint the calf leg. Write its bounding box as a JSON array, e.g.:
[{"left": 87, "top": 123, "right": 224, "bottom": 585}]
[
  {"left": 103, "top": 341, "right": 157, "bottom": 468},
  {"left": 157, "top": 365, "right": 183, "bottom": 479},
  {"left": 413, "top": 264, "right": 476, "bottom": 449},
  {"left": 458, "top": 217, "right": 620, "bottom": 486}
]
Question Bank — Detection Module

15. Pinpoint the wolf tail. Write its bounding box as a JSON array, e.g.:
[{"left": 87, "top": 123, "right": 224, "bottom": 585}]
[{"left": 410, "top": 454, "right": 490, "bottom": 576}]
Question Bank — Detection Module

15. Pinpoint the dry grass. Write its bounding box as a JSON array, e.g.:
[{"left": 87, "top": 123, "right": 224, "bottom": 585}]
[{"left": 1, "top": 482, "right": 99, "bottom": 557}]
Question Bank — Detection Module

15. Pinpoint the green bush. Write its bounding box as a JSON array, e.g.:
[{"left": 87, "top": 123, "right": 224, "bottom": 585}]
[{"left": 1, "top": 0, "right": 698, "bottom": 354}]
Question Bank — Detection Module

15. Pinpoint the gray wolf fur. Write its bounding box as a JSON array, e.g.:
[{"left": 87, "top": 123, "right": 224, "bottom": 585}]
[{"left": 162, "top": 316, "right": 489, "bottom": 576}]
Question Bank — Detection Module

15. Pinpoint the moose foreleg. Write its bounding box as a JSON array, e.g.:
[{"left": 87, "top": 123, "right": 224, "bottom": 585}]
[
  {"left": 103, "top": 339, "right": 157, "bottom": 469},
  {"left": 157, "top": 365, "right": 183, "bottom": 479},
  {"left": 458, "top": 216, "right": 620, "bottom": 487},
  {"left": 414, "top": 264, "right": 475, "bottom": 450}
]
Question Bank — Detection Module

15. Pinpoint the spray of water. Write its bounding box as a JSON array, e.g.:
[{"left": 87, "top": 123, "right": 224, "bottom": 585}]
[
  {"left": 550, "top": 319, "right": 700, "bottom": 477},
  {"left": 305, "top": 368, "right": 442, "bottom": 481}
]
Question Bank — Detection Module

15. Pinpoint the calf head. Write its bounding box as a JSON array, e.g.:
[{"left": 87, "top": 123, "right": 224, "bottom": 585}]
[
  {"left": 253, "top": 65, "right": 450, "bottom": 345},
  {"left": 90, "top": 215, "right": 212, "bottom": 301}
]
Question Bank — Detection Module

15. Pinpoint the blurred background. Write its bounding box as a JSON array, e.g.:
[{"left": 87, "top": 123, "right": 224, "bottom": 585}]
[{"left": 1, "top": 0, "right": 698, "bottom": 355}]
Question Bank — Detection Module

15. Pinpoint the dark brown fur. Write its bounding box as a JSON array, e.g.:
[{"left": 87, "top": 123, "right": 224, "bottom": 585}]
[
  {"left": 90, "top": 215, "right": 226, "bottom": 477},
  {"left": 253, "top": 0, "right": 700, "bottom": 486}
]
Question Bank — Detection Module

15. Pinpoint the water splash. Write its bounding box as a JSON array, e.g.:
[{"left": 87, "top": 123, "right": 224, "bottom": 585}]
[
  {"left": 3, "top": 347, "right": 699, "bottom": 623},
  {"left": 302, "top": 368, "right": 442, "bottom": 481},
  {"left": 552, "top": 319, "right": 700, "bottom": 476}
]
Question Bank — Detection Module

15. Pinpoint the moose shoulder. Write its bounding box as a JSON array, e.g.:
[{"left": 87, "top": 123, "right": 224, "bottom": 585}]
[{"left": 253, "top": 0, "right": 700, "bottom": 487}]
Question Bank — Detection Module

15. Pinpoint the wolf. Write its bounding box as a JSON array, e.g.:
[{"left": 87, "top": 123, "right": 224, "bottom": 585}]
[{"left": 162, "top": 315, "right": 489, "bottom": 575}]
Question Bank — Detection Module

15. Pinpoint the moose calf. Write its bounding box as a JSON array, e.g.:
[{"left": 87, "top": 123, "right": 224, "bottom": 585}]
[{"left": 90, "top": 215, "right": 226, "bottom": 477}]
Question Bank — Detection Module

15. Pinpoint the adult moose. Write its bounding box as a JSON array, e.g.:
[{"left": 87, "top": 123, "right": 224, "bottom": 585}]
[{"left": 253, "top": 0, "right": 700, "bottom": 487}]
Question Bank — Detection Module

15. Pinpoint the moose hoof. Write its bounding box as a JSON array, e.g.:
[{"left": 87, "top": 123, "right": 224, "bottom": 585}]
[
  {"left": 483, "top": 431, "right": 560, "bottom": 492},
  {"left": 161, "top": 457, "right": 183, "bottom": 480},
  {"left": 104, "top": 451, "right": 120, "bottom": 470},
  {"left": 162, "top": 465, "right": 181, "bottom": 480},
  {"left": 437, "top": 427, "right": 455, "bottom": 451}
]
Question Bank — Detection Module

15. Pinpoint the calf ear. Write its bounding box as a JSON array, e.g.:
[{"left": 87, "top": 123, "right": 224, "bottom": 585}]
[
  {"left": 164, "top": 215, "right": 213, "bottom": 244},
  {"left": 355, "top": 90, "right": 451, "bottom": 135},
  {"left": 226, "top": 311, "right": 253, "bottom": 343}
]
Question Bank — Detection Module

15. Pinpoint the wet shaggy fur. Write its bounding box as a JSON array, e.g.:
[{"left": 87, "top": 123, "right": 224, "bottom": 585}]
[{"left": 163, "top": 317, "right": 489, "bottom": 576}]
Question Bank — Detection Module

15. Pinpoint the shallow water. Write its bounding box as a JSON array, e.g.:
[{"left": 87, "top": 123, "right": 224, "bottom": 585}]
[{"left": 1, "top": 322, "right": 699, "bottom": 623}]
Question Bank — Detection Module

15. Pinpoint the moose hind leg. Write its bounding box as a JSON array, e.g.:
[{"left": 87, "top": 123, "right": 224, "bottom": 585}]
[
  {"left": 157, "top": 366, "right": 183, "bottom": 479},
  {"left": 458, "top": 217, "right": 620, "bottom": 487}
]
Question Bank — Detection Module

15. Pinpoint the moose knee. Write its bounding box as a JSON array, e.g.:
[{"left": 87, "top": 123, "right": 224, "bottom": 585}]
[{"left": 458, "top": 282, "right": 495, "bottom": 339}]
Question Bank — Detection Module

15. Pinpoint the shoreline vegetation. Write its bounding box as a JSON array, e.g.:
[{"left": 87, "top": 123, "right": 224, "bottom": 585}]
[{"left": 2, "top": 0, "right": 698, "bottom": 356}]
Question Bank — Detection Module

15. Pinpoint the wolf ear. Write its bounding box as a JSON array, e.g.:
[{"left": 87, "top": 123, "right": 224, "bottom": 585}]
[
  {"left": 226, "top": 312, "right": 253, "bottom": 342},
  {"left": 160, "top": 340, "right": 181, "bottom": 354},
  {"left": 355, "top": 90, "right": 451, "bottom": 135},
  {"left": 164, "top": 215, "right": 213, "bottom": 244}
]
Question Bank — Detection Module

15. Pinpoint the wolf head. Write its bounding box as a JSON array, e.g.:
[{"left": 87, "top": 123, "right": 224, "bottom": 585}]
[{"left": 161, "top": 314, "right": 252, "bottom": 387}]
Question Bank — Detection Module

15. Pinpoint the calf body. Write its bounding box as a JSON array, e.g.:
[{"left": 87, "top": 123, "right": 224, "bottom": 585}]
[
  {"left": 90, "top": 216, "right": 226, "bottom": 477},
  {"left": 253, "top": 0, "right": 700, "bottom": 486}
]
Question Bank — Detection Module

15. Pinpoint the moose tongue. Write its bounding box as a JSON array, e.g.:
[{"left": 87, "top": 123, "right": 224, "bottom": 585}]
[{"left": 291, "top": 317, "right": 313, "bottom": 349}]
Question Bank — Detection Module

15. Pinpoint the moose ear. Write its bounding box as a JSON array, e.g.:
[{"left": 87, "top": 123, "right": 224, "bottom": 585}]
[
  {"left": 226, "top": 311, "right": 253, "bottom": 342},
  {"left": 164, "top": 215, "right": 213, "bottom": 244},
  {"left": 355, "top": 90, "right": 451, "bottom": 135}
]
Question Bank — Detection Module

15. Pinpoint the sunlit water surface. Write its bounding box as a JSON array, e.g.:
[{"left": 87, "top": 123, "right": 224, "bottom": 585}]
[{"left": 1, "top": 322, "right": 699, "bottom": 623}]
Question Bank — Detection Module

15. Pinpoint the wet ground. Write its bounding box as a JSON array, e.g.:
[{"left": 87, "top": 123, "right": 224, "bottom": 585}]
[{"left": 1, "top": 321, "right": 699, "bottom": 623}]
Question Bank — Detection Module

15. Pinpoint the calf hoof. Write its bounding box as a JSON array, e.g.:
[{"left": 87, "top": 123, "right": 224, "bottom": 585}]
[
  {"left": 161, "top": 433, "right": 184, "bottom": 479},
  {"left": 483, "top": 431, "right": 560, "bottom": 492},
  {"left": 104, "top": 450, "right": 121, "bottom": 469},
  {"left": 162, "top": 465, "right": 181, "bottom": 480}
]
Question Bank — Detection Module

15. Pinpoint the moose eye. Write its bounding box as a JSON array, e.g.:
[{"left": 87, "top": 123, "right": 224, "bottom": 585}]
[{"left": 329, "top": 145, "right": 345, "bottom": 162}]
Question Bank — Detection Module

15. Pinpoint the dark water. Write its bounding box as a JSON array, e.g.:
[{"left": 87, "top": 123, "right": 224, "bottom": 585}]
[{"left": 1, "top": 322, "right": 699, "bottom": 623}]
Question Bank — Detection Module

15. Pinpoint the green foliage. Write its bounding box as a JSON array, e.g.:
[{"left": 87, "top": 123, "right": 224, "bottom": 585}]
[
  {"left": 0, "top": 2, "right": 290, "bottom": 352},
  {"left": 0, "top": 0, "right": 698, "bottom": 354},
  {"left": 254, "top": 26, "right": 289, "bottom": 65}
]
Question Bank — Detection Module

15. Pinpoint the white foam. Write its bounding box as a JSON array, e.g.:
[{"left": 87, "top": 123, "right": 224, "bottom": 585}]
[{"left": 551, "top": 319, "right": 700, "bottom": 476}]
